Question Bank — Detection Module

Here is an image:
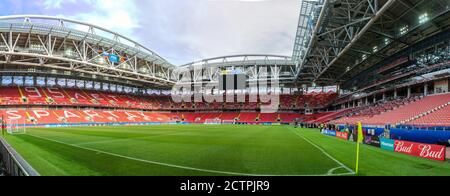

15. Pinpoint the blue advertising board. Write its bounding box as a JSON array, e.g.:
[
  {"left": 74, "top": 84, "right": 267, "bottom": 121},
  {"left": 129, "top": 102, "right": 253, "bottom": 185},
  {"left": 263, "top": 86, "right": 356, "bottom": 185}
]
[
  {"left": 322, "top": 130, "right": 336, "bottom": 137},
  {"left": 363, "top": 127, "right": 385, "bottom": 136},
  {"left": 390, "top": 128, "right": 450, "bottom": 144}
]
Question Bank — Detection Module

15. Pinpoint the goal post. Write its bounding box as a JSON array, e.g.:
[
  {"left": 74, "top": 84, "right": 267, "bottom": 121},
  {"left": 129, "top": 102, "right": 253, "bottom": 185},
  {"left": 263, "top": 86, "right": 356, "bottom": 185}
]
[
  {"left": 221, "top": 120, "right": 236, "bottom": 125},
  {"left": 6, "top": 119, "right": 26, "bottom": 135},
  {"left": 204, "top": 118, "right": 221, "bottom": 125}
]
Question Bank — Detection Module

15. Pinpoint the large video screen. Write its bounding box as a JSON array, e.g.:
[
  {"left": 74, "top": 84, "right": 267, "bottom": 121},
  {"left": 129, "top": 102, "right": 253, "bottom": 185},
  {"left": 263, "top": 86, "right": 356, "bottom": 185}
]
[{"left": 219, "top": 71, "right": 247, "bottom": 90}]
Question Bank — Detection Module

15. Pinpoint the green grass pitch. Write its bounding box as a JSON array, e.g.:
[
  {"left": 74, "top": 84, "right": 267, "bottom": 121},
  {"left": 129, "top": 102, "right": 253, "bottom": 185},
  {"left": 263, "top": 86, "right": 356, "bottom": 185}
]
[{"left": 3, "top": 125, "right": 450, "bottom": 176}]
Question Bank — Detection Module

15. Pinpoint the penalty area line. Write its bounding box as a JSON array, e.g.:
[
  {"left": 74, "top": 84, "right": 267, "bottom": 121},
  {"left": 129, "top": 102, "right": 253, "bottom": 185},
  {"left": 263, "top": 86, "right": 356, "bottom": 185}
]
[
  {"left": 289, "top": 129, "right": 356, "bottom": 175},
  {"left": 24, "top": 133, "right": 350, "bottom": 176}
]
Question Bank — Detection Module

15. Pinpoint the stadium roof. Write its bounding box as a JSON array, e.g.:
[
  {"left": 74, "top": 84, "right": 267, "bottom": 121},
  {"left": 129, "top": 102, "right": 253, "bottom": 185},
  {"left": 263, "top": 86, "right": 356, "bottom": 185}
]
[
  {"left": 0, "top": 15, "right": 177, "bottom": 88},
  {"left": 293, "top": 0, "right": 450, "bottom": 86},
  {"left": 180, "top": 54, "right": 294, "bottom": 68},
  {"left": 0, "top": 15, "right": 300, "bottom": 88},
  {"left": 177, "top": 54, "right": 297, "bottom": 85}
]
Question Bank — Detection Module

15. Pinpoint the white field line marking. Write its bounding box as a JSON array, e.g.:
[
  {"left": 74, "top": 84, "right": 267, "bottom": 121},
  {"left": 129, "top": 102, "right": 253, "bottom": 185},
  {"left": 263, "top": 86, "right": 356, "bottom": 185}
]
[
  {"left": 25, "top": 133, "right": 352, "bottom": 176},
  {"left": 289, "top": 129, "right": 356, "bottom": 175},
  {"left": 327, "top": 166, "right": 345, "bottom": 175}
]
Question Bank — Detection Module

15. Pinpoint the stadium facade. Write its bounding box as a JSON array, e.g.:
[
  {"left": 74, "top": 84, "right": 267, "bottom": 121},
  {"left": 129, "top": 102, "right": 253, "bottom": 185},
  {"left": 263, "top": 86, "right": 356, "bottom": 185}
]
[{"left": 0, "top": 0, "right": 449, "bottom": 175}]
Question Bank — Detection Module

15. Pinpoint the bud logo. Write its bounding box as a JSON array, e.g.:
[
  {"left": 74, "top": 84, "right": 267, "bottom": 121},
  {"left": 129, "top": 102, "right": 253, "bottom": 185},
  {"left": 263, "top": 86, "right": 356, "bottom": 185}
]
[
  {"left": 394, "top": 140, "right": 445, "bottom": 161},
  {"left": 418, "top": 144, "right": 445, "bottom": 161},
  {"left": 394, "top": 141, "right": 413, "bottom": 154}
]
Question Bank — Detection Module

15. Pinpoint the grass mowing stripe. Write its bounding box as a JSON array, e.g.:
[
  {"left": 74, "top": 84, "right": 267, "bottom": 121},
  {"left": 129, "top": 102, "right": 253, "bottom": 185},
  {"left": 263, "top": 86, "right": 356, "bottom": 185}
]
[
  {"left": 289, "top": 128, "right": 356, "bottom": 175},
  {"left": 74, "top": 130, "right": 193, "bottom": 146},
  {"left": 25, "top": 133, "right": 341, "bottom": 176}
]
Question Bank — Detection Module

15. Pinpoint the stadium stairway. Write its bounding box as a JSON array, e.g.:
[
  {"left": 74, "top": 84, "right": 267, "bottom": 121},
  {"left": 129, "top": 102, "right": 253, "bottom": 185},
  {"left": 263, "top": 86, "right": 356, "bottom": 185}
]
[
  {"left": 0, "top": 87, "right": 22, "bottom": 105},
  {"left": 259, "top": 113, "right": 278, "bottom": 122},
  {"left": 304, "top": 112, "right": 333, "bottom": 124},
  {"left": 20, "top": 87, "right": 48, "bottom": 105},
  {"left": 307, "top": 108, "right": 352, "bottom": 124},
  {"left": 279, "top": 113, "right": 302, "bottom": 123}
]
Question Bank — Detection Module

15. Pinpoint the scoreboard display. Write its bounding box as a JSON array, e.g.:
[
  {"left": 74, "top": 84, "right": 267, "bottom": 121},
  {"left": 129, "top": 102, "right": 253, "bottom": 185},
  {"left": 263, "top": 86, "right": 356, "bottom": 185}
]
[{"left": 219, "top": 70, "right": 247, "bottom": 90}]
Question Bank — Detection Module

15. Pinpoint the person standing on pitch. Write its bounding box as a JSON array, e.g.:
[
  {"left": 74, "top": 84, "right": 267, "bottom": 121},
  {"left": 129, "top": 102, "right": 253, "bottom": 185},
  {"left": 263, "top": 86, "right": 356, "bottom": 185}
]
[{"left": 1, "top": 116, "right": 5, "bottom": 136}]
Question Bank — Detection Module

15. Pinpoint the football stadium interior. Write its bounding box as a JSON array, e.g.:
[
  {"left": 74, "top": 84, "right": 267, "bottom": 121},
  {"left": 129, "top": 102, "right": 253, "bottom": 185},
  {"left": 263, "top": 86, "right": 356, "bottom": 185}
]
[{"left": 1, "top": 0, "right": 450, "bottom": 176}]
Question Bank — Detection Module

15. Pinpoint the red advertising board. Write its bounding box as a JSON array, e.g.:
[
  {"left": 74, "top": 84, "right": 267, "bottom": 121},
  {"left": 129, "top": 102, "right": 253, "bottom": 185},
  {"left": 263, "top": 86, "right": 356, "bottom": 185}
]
[
  {"left": 336, "top": 132, "right": 349, "bottom": 140},
  {"left": 394, "top": 140, "right": 446, "bottom": 161}
]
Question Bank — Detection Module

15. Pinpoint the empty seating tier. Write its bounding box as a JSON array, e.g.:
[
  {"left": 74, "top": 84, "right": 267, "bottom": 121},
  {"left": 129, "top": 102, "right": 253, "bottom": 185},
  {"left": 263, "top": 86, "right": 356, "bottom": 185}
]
[
  {"left": 332, "top": 93, "right": 450, "bottom": 126},
  {"left": 0, "top": 86, "right": 338, "bottom": 111}
]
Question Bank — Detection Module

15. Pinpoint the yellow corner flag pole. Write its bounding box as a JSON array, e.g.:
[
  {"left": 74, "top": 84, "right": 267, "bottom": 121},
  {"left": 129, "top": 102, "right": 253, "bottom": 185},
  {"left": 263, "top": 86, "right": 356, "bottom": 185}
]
[{"left": 355, "top": 122, "right": 363, "bottom": 175}]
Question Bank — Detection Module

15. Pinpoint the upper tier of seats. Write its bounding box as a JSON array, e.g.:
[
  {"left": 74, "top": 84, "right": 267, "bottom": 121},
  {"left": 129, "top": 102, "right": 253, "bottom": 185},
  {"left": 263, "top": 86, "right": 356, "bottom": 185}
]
[{"left": 0, "top": 86, "right": 338, "bottom": 110}]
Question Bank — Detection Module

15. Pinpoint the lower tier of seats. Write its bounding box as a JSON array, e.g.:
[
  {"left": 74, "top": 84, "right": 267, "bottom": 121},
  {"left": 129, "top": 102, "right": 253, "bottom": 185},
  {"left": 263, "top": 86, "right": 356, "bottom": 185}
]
[{"left": 0, "top": 109, "right": 307, "bottom": 125}]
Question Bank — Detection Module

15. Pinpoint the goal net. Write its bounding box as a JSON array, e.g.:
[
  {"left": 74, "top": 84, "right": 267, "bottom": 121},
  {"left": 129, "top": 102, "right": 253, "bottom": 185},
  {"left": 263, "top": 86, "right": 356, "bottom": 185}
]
[
  {"left": 6, "top": 119, "right": 26, "bottom": 135},
  {"left": 221, "top": 120, "right": 236, "bottom": 125},
  {"left": 204, "top": 118, "right": 221, "bottom": 125}
]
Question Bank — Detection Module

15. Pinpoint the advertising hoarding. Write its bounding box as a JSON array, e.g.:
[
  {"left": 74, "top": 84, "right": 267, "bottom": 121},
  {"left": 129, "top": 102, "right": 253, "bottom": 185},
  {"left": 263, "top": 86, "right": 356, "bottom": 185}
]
[
  {"left": 322, "top": 130, "right": 336, "bottom": 137},
  {"left": 336, "top": 131, "right": 349, "bottom": 140},
  {"left": 394, "top": 140, "right": 446, "bottom": 161},
  {"left": 380, "top": 138, "right": 395, "bottom": 151}
]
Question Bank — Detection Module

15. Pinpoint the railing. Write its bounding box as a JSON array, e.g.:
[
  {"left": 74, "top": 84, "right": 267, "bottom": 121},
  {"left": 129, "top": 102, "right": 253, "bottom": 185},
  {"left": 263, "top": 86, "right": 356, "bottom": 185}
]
[
  {"left": 378, "top": 57, "right": 409, "bottom": 74},
  {"left": 0, "top": 137, "right": 39, "bottom": 176}
]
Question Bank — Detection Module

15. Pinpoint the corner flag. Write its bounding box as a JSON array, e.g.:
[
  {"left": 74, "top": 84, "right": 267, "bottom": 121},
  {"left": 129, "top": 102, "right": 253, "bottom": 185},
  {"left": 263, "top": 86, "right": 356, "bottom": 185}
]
[
  {"left": 355, "top": 122, "right": 363, "bottom": 174},
  {"left": 357, "top": 122, "right": 364, "bottom": 143}
]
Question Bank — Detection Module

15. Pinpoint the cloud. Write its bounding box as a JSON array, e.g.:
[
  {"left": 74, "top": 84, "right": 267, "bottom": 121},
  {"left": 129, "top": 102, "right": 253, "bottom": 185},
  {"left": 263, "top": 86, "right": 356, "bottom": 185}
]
[
  {"left": 43, "top": 0, "right": 77, "bottom": 9},
  {"left": 43, "top": 0, "right": 141, "bottom": 40}
]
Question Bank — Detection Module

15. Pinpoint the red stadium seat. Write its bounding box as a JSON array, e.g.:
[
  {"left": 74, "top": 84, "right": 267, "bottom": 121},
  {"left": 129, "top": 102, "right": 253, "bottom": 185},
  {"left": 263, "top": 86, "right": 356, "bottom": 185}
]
[{"left": 408, "top": 104, "right": 450, "bottom": 126}]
